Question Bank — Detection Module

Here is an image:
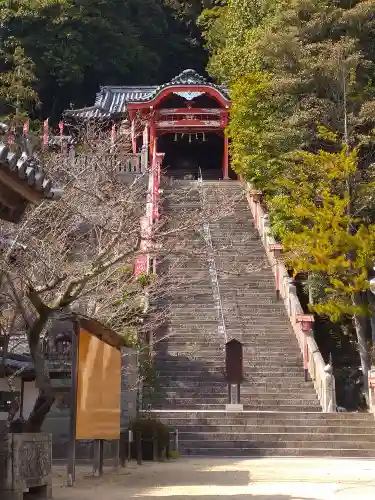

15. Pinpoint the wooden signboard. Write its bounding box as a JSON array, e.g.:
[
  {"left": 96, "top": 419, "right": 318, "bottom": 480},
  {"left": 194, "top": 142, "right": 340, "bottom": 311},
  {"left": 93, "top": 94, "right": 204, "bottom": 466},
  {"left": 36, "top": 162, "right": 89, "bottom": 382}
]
[
  {"left": 225, "top": 339, "right": 243, "bottom": 384},
  {"left": 68, "top": 316, "right": 124, "bottom": 487},
  {"left": 75, "top": 328, "right": 121, "bottom": 440}
]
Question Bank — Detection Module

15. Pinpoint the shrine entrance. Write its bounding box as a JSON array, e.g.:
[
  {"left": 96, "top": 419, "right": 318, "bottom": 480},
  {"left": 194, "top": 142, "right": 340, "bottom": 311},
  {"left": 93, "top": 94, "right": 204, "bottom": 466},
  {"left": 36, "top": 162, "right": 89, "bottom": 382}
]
[{"left": 158, "top": 132, "right": 223, "bottom": 180}]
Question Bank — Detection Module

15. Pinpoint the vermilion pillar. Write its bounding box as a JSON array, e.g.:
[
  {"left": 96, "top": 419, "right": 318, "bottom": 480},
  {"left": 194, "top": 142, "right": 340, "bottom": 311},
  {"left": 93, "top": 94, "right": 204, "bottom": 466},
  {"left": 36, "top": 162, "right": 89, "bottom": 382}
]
[{"left": 223, "top": 135, "right": 229, "bottom": 179}]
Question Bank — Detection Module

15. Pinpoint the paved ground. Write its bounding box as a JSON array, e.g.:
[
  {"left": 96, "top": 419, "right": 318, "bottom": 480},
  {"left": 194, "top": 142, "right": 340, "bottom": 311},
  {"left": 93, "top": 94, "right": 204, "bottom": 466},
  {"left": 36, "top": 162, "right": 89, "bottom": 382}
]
[{"left": 53, "top": 458, "right": 375, "bottom": 500}]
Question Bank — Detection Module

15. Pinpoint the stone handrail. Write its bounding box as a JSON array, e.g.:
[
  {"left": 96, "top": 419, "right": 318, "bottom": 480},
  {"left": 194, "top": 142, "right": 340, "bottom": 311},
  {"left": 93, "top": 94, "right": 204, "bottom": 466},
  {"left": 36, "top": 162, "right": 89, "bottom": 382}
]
[{"left": 245, "top": 184, "right": 336, "bottom": 412}]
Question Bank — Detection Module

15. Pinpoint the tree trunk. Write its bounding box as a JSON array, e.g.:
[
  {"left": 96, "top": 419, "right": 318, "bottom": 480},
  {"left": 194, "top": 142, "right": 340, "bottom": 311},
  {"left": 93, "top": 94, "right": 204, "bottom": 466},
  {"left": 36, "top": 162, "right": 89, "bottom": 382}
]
[
  {"left": 367, "top": 290, "right": 375, "bottom": 344},
  {"left": 352, "top": 292, "right": 370, "bottom": 398},
  {"left": 24, "top": 311, "right": 55, "bottom": 433}
]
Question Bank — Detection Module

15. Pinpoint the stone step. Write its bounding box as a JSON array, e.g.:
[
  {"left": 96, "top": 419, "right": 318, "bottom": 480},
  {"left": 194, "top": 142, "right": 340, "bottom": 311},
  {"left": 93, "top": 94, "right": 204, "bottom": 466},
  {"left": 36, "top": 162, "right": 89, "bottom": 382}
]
[
  {"left": 162, "top": 335, "right": 298, "bottom": 343},
  {"left": 169, "top": 301, "right": 288, "bottom": 312},
  {"left": 154, "top": 353, "right": 303, "bottom": 363},
  {"left": 178, "top": 438, "right": 375, "bottom": 451},
  {"left": 161, "top": 327, "right": 295, "bottom": 335},
  {"left": 167, "top": 327, "right": 295, "bottom": 333},
  {"left": 169, "top": 304, "right": 288, "bottom": 311},
  {"left": 165, "top": 328, "right": 297, "bottom": 336},
  {"left": 170, "top": 284, "right": 277, "bottom": 292},
  {"left": 153, "top": 358, "right": 303, "bottom": 368},
  {"left": 174, "top": 424, "right": 375, "bottom": 435},
  {"left": 179, "top": 447, "right": 375, "bottom": 458},
  {"left": 154, "top": 349, "right": 302, "bottom": 358},
  {"left": 169, "top": 293, "right": 283, "bottom": 301},
  {"left": 155, "top": 380, "right": 317, "bottom": 390},
  {"left": 150, "top": 411, "right": 374, "bottom": 424},
  {"left": 169, "top": 273, "right": 275, "bottom": 280},
  {"left": 155, "top": 346, "right": 303, "bottom": 356},
  {"left": 169, "top": 319, "right": 291, "bottom": 326},
  {"left": 155, "top": 341, "right": 300, "bottom": 349},
  {"left": 177, "top": 432, "right": 375, "bottom": 444},
  {"left": 153, "top": 366, "right": 307, "bottom": 376},
  {"left": 151, "top": 402, "right": 320, "bottom": 411},
  {"left": 158, "top": 390, "right": 317, "bottom": 400},
  {"left": 155, "top": 378, "right": 315, "bottom": 387},
  {"left": 154, "top": 385, "right": 317, "bottom": 395},
  {"left": 156, "top": 396, "right": 319, "bottom": 407}
]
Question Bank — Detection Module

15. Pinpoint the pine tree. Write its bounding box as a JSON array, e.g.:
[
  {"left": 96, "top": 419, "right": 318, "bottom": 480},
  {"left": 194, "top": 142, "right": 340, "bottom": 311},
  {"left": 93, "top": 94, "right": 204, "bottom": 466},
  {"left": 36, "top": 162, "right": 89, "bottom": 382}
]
[{"left": 276, "top": 144, "right": 375, "bottom": 386}]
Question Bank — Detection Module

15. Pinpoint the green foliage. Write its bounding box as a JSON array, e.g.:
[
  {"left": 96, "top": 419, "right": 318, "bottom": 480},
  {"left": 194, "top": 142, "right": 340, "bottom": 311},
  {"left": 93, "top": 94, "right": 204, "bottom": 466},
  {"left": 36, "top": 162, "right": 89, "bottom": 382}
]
[
  {"left": 119, "top": 327, "right": 138, "bottom": 348},
  {"left": 203, "top": 0, "right": 375, "bottom": 186},
  {"left": 137, "top": 272, "right": 156, "bottom": 288},
  {"left": 0, "top": 44, "right": 39, "bottom": 121},
  {"left": 280, "top": 147, "right": 375, "bottom": 322},
  {"left": 129, "top": 417, "right": 170, "bottom": 460},
  {"left": 1, "top": 0, "right": 208, "bottom": 121},
  {"left": 168, "top": 449, "right": 180, "bottom": 458}
]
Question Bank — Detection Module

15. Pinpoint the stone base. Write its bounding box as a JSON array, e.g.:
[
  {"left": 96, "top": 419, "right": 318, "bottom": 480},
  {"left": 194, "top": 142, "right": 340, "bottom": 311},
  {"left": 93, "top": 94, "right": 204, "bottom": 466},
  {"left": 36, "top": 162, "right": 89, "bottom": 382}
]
[
  {"left": 3, "top": 485, "right": 52, "bottom": 500},
  {"left": 225, "top": 404, "right": 243, "bottom": 411},
  {"left": 5, "top": 433, "right": 52, "bottom": 499}
]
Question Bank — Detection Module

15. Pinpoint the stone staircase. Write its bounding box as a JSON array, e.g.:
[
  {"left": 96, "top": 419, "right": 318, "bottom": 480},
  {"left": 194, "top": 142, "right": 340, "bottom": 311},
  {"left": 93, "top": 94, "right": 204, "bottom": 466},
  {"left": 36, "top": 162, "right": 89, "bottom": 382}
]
[{"left": 147, "top": 180, "right": 375, "bottom": 457}]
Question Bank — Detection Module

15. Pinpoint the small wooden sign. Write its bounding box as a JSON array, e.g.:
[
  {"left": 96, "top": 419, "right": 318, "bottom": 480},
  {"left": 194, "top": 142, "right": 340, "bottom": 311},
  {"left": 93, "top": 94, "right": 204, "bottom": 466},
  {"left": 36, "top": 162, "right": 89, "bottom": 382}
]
[
  {"left": 269, "top": 243, "right": 283, "bottom": 252},
  {"left": 134, "top": 255, "right": 148, "bottom": 277},
  {"left": 296, "top": 314, "right": 315, "bottom": 323},
  {"left": 225, "top": 339, "right": 243, "bottom": 384}
]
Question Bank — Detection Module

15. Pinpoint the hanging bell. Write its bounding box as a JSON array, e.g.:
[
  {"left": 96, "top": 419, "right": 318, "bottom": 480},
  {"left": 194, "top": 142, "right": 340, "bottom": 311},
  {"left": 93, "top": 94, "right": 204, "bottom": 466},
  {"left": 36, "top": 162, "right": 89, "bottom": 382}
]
[
  {"left": 195, "top": 133, "right": 198, "bottom": 140},
  {"left": 189, "top": 134, "right": 192, "bottom": 143}
]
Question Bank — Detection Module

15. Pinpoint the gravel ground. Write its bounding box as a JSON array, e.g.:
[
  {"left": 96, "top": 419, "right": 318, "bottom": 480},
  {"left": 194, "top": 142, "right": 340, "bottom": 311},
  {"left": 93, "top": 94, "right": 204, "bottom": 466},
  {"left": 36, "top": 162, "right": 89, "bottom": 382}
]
[{"left": 52, "top": 457, "right": 375, "bottom": 500}]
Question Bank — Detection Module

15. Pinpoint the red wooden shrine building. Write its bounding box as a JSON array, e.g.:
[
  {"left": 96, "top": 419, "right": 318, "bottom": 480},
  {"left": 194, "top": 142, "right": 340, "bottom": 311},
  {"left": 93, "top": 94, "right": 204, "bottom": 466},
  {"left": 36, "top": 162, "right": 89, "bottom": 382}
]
[
  {"left": 66, "top": 69, "right": 234, "bottom": 276},
  {"left": 66, "top": 69, "right": 233, "bottom": 180}
]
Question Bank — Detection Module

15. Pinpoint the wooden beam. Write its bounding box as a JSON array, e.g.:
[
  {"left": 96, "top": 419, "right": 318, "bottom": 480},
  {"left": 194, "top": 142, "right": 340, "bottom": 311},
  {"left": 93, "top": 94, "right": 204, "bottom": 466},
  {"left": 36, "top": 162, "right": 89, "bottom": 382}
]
[
  {"left": 0, "top": 168, "right": 43, "bottom": 203},
  {"left": 0, "top": 183, "right": 25, "bottom": 208},
  {"left": 0, "top": 202, "right": 26, "bottom": 223}
]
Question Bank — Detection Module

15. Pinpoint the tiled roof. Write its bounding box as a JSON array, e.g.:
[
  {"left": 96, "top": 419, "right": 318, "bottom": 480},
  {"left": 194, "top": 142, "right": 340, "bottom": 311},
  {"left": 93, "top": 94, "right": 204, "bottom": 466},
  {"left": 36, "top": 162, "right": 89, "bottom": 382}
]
[
  {"left": 65, "top": 69, "right": 230, "bottom": 119},
  {"left": 64, "top": 106, "right": 114, "bottom": 120},
  {"left": 48, "top": 135, "right": 76, "bottom": 147},
  {"left": 0, "top": 143, "right": 63, "bottom": 201}
]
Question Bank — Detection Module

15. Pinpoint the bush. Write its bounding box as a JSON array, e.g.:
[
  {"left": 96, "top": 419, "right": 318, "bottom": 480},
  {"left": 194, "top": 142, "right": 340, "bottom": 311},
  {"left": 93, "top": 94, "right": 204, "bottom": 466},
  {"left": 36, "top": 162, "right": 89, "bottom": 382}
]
[{"left": 129, "top": 418, "right": 170, "bottom": 460}]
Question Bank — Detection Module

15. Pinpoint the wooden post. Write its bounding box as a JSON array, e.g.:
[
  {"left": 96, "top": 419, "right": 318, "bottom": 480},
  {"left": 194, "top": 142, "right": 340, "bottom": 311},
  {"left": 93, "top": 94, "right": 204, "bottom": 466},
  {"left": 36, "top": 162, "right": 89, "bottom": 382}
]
[
  {"left": 93, "top": 439, "right": 104, "bottom": 477},
  {"left": 112, "top": 440, "right": 120, "bottom": 471},
  {"left": 119, "top": 433, "right": 126, "bottom": 467},
  {"left": 225, "top": 339, "right": 243, "bottom": 409},
  {"left": 173, "top": 429, "right": 179, "bottom": 452},
  {"left": 128, "top": 430, "right": 132, "bottom": 461},
  {"left": 152, "top": 431, "right": 158, "bottom": 461},
  {"left": 67, "top": 322, "right": 79, "bottom": 487},
  {"left": 223, "top": 135, "right": 229, "bottom": 179},
  {"left": 166, "top": 433, "right": 170, "bottom": 460},
  {"left": 136, "top": 431, "right": 142, "bottom": 465}
]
